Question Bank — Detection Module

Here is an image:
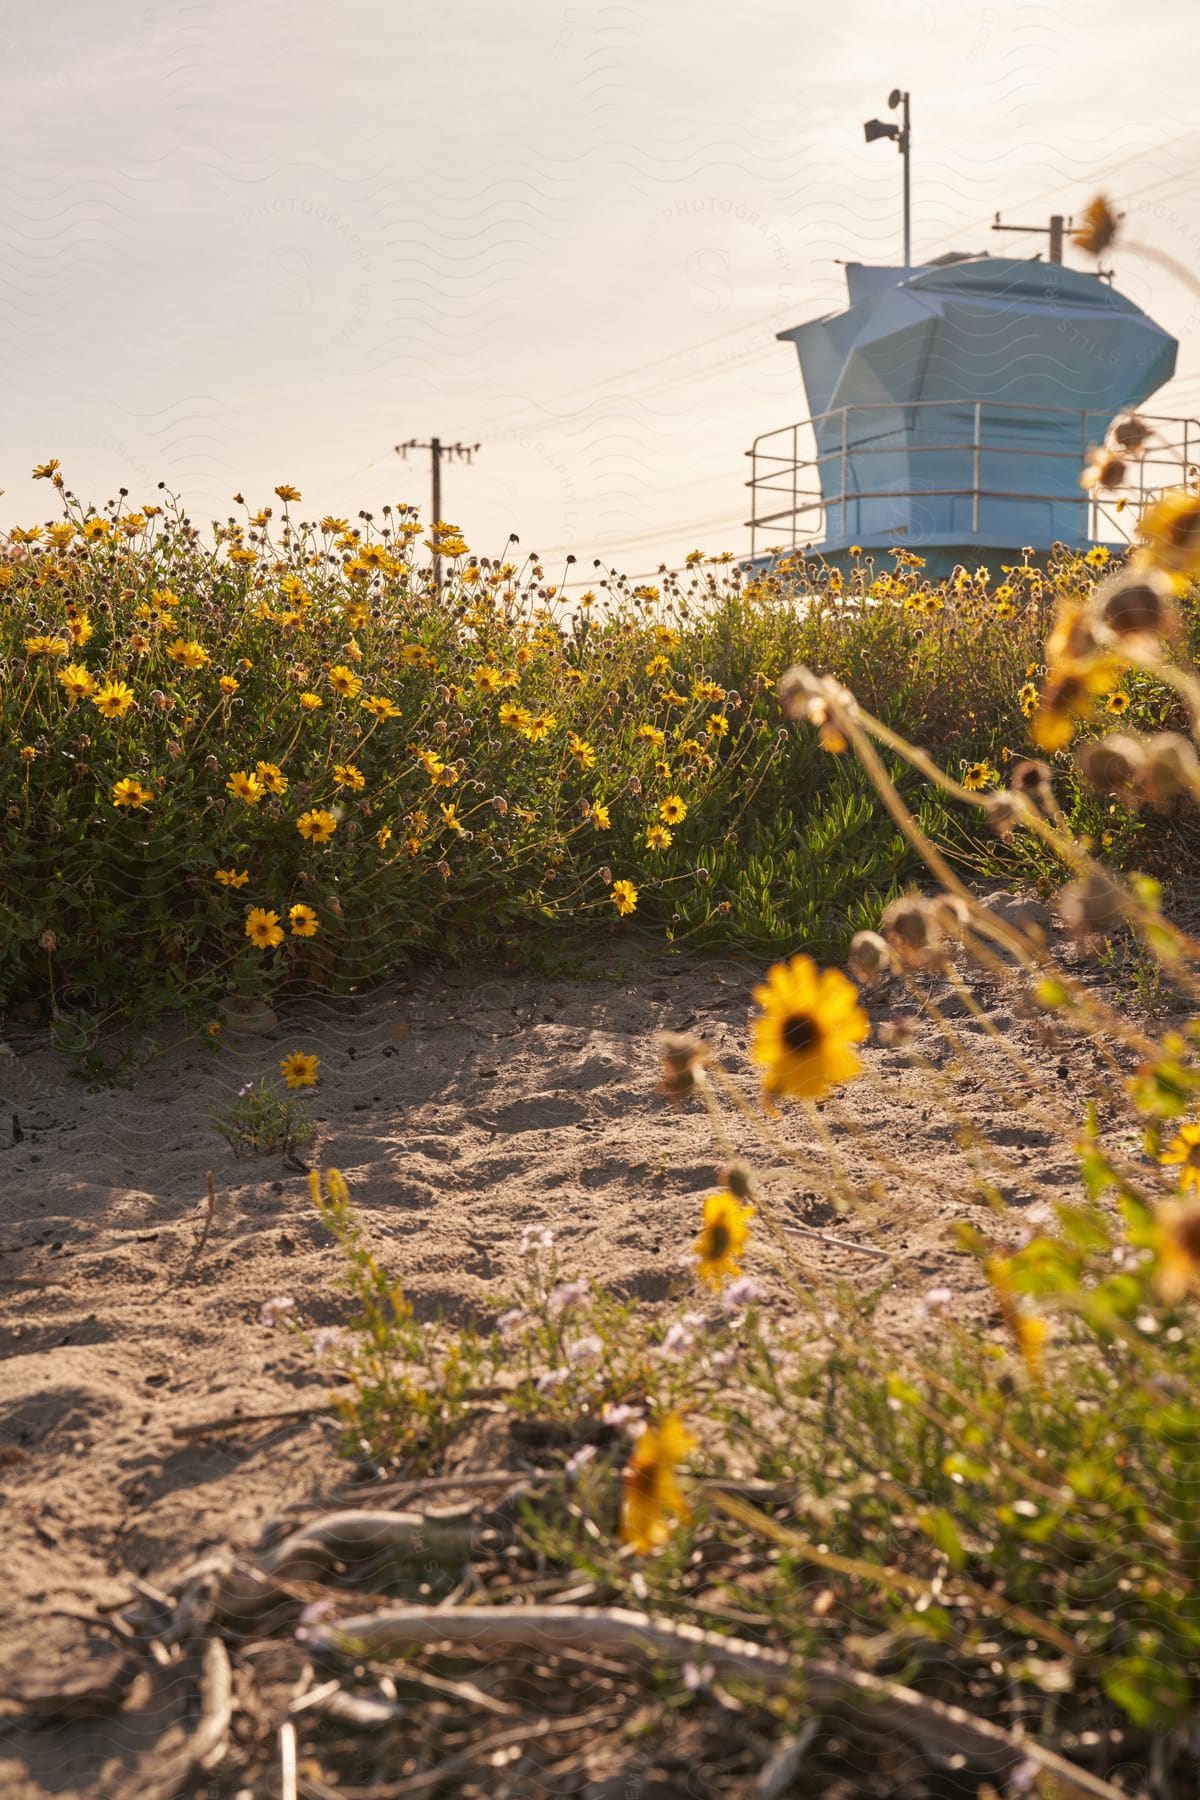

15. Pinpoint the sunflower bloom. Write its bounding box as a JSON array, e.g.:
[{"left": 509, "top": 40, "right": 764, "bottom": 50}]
[
  {"left": 591, "top": 802, "right": 611, "bottom": 831},
  {"left": 646, "top": 824, "right": 673, "bottom": 850},
  {"left": 297, "top": 809, "right": 338, "bottom": 843},
  {"left": 334, "top": 762, "right": 366, "bottom": 791},
  {"left": 751, "top": 954, "right": 868, "bottom": 1102},
  {"left": 215, "top": 867, "right": 250, "bottom": 888},
  {"left": 227, "top": 769, "right": 264, "bottom": 804},
  {"left": 961, "top": 761, "right": 998, "bottom": 792},
  {"left": 299, "top": 691, "right": 323, "bottom": 711},
  {"left": 92, "top": 679, "right": 136, "bottom": 719},
  {"left": 289, "top": 903, "right": 319, "bottom": 938},
  {"left": 611, "top": 879, "right": 638, "bottom": 916},
  {"left": 166, "top": 638, "right": 209, "bottom": 669},
  {"left": 1137, "top": 488, "right": 1200, "bottom": 577},
  {"left": 362, "top": 694, "right": 401, "bottom": 719},
  {"left": 57, "top": 663, "right": 97, "bottom": 702},
  {"left": 274, "top": 483, "right": 301, "bottom": 502},
  {"left": 280, "top": 1050, "right": 320, "bottom": 1089},
  {"left": 1160, "top": 1122, "right": 1200, "bottom": 1195},
  {"left": 660, "top": 794, "right": 687, "bottom": 825},
  {"left": 112, "top": 777, "right": 152, "bottom": 809},
  {"left": 693, "top": 1191, "right": 754, "bottom": 1290},
  {"left": 245, "top": 907, "right": 284, "bottom": 949},
  {"left": 327, "top": 663, "right": 363, "bottom": 699},
  {"left": 1151, "top": 1198, "right": 1200, "bottom": 1303},
  {"left": 620, "top": 1413, "right": 697, "bottom": 1554}
]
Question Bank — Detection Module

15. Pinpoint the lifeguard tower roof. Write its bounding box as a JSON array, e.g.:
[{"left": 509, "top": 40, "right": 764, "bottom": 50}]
[{"left": 746, "top": 252, "right": 1190, "bottom": 571}]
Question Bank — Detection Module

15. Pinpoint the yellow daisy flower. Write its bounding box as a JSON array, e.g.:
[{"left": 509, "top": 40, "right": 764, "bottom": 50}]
[
  {"left": 660, "top": 794, "right": 687, "bottom": 824},
  {"left": 215, "top": 868, "right": 250, "bottom": 888},
  {"left": 620, "top": 1413, "right": 696, "bottom": 1554},
  {"left": 245, "top": 906, "right": 284, "bottom": 949},
  {"left": 751, "top": 954, "right": 869, "bottom": 1102},
  {"left": 297, "top": 809, "right": 338, "bottom": 842},
  {"left": 611, "top": 878, "right": 638, "bottom": 916},
  {"left": 693, "top": 1191, "right": 754, "bottom": 1290},
  {"left": 646, "top": 824, "right": 673, "bottom": 850},
  {"left": 112, "top": 777, "right": 152, "bottom": 808},
  {"left": 280, "top": 1050, "right": 320, "bottom": 1089},
  {"left": 289, "top": 903, "right": 319, "bottom": 937},
  {"left": 1160, "top": 1122, "right": 1200, "bottom": 1195},
  {"left": 226, "top": 769, "right": 265, "bottom": 804}
]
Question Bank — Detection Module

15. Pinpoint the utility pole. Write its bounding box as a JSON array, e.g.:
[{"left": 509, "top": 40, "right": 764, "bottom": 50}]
[
  {"left": 991, "top": 212, "right": 1071, "bottom": 265},
  {"left": 864, "top": 89, "right": 912, "bottom": 268},
  {"left": 394, "top": 437, "right": 480, "bottom": 589}
]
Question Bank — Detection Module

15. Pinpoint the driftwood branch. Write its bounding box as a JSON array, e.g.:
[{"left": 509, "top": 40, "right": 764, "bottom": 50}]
[
  {"left": 139, "top": 1635, "right": 233, "bottom": 1800},
  {"left": 304, "top": 1604, "right": 1131, "bottom": 1800}
]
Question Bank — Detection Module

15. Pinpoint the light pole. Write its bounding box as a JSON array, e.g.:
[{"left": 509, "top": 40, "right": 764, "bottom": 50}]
[{"left": 864, "top": 88, "right": 911, "bottom": 269}]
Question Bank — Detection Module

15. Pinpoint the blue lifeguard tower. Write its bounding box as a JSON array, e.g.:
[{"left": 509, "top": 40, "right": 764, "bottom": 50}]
[{"left": 746, "top": 98, "right": 1193, "bottom": 572}]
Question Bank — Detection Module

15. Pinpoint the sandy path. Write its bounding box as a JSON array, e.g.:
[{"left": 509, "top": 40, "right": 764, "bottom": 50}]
[{"left": 0, "top": 933, "right": 1097, "bottom": 1662}]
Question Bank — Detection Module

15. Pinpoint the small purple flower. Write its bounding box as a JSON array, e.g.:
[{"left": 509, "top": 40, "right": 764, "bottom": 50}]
[
  {"left": 661, "top": 1320, "right": 695, "bottom": 1358},
  {"left": 921, "top": 1286, "right": 954, "bottom": 1316},
  {"left": 721, "top": 1276, "right": 763, "bottom": 1312},
  {"left": 548, "top": 1279, "right": 588, "bottom": 1318},
  {"left": 312, "top": 1326, "right": 345, "bottom": 1359},
  {"left": 565, "top": 1443, "right": 597, "bottom": 1479},
  {"left": 497, "top": 1307, "right": 527, "bottom": 1337},
  {"left": 709, "top": 1347, "right": 735, "bottom": 1372},
  {"left": 295, "top": 1596, "right": 337, "bottom": 1643},
  {"left": 239, "top": 1080, "right": 255, "bottom": 1097},
  {"left": 260, "top": 1295, "right": 296, "bottom": 1327},
  {"left": 682, "top": 1660, "right": 715, "bottom": 1691},
  {"left": 566, "top": 1333, "right": 603, "bottom": 1364},
  {"left": 519, "top": 1224, "right": 554, "bottom": 1257},
  {"left": 536, "top": 1366, "right": 571, "bottom": 1392}
]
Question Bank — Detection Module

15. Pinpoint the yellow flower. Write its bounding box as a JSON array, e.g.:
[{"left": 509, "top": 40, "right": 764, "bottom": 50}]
[
  {"left": 692, "top": 678, "right": 725, "bottom": 702},
  {"left": 32, "top": 458, "right": 61, "bottom": 479},
  {"left": 961, "top": 761, "right": 998, "bottom": 792},
  {"left": 289, "top": 903, "right": 319, "bottom": 937},
  {"left": 471, "top": 666, "right": 502, "bottom": 693},
  {"left": 1106, "top": 690, "right": 1131, "bottom": 715},
  {"left": 297, "top": 808, "right": 338, "bottom": 842},
  {"left": 112, "top": 777, "right": 152, "bottom": 808},
  {"left": 68, "top": 612, "right": 93, "bottom": 646},
  {"left": 1160, "top": 1121, "right": 1200, "bottom": 1195},
  {"left": 255, "top": 760, "right": 288, "bottom": 795},
  {"left": 245, "top": 906, "right": 284, "bottom": 949},
  {"left": 1084, "top": 545, "right": 1111, "bottom": 570},
  {"left": 751, "top": 954, "right": 869, "bottom": 1102},
  {"left": 591, "top": 802, "right": 611, "bottom": 831},
  {"left": 521, "top": 712, "right": 556, "bottom": 742},
  {"left": 82, "top": 516, "right": 110, "bottom": 541},
  {"left": 19, "top": 746, "right": 37, "bottom": 762},
  {"left": 362, "top": 694, "right": 400, "bottom": 719},
  {"left": 645, "top": 654, "right": 671, "bottom": 677},
  {"left": 24, "top": 633, "right": 69, "bottom": 658},
  {"left": 1018, "top": 681, "right": 1038, "bottom": 718},
  {"left": 280, "top": 1049, "right": 320, "bottom": 1089},
  {"left": 646, "top": 824, "right": 673, "bottom": 850},
  {"left": 693, "top": 1191, "right": 754, "bottom": 1290},
  {"left": 1137, "top": 488, "right": 1200, "bottom": 577},
  {"left": 620, "top": 1413, "right": 696, "bottom": 1554},
  {"left": 499, "top": 701, "right": 528, "bottom": 729},
  {"left": 660, "top": 794, "right": 687, "bottom": 824},
  {"left": 92, "top": 679, "right": 136, "bottom": 719},
  {"left": 215, "top": 867, "right": 250, "bottom": 888},
  {"left": 219, "top": 674, "right": 240, "bottom": 695},
  {"left": 334, "top": 762, "right": 366, "bottom": 791},
  {"left": 376, "top": 825, "right": 392, "bottom": 847},
  {"left": 567, "top": 735, "right": 596, "bottom": 769},
  {"left": 1032, "top": 660, "right": 1118, "bottom": 752},
  {"left": 327, "top": 663, "right": 363, "bottom": 699},
  {"left": 440, "top": 802, "right": 465, "bottom": 834},
  {"left": 57, "top": 663, "right": 97, "bottom": 702},
  {"left": 299, "top": 691, "right": 323, "bottom": 711},
  {"left": 706, "top": 713, "right": 729, "bottom": 738},
  {"left": 1151, "top": 1197, "right": 1200, "bottom": 1303},
  {"left": 611, "top": 878, "right": 638, "bottom": 916},
  {"left": 274, "top": 484, "right": 302, "bottom": 502},
  {"left": 227, "top": 769, "right": 265, "bottom": 804},
  {"left": 166, "top": 638, "right": 209, "bottom": 669},
  {"left": 634, "top": 723, "right": 666, "bottom": 748}
]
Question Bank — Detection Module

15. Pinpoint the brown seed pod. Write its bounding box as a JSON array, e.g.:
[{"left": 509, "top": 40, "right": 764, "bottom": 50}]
[
  {"left": 1106, "top": 413, "right": 1154, "bottom": 456},
  {"left": 848, "top": 929, "right": 892, "bottom": 984},
  {"left": 1093, "top": 565, "right": 1179, "bottom": 649},
  {"left": 983, "top": 791, "right": 1023, "bottom": 838},
  {"left": 1009, "top": 758, "right": 1057, "bottom": 814},
  {"left": 1076, "top": 732, "right": 1146, "bottom": 801},
  {"left": 657, "top": 1031, "right": 708, "bottom": 1107},
  {"left": 1080, "top": 448, "right": 1127, "bottom": 493},
  {"left": 1058, "top": 871, "right": 1125, "bottom": 940},
  {"left": 880, "top": 897, "right": 944, "bottom": 967},
  {"left": 1140, "top": 732, "right": 1200, "bottom": 810}
]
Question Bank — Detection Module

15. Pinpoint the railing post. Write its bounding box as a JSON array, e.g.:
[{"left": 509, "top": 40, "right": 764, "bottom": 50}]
[
  {"left": 792, "top": 424, "right": 798, "bottom": 551},
  {"left": 841, "top": 408, "right": 849, "bottom": 542},
  {"left": 1080, "top": 412, "right": 1089, "bottom": 541},
  {"left": 972, "top": 402, "right": 981, "bottom": 535}
]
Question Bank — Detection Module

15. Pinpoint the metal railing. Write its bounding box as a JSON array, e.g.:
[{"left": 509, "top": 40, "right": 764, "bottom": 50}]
[{"left": 745, "top": 400, "right": 1199, "bottom": 558}]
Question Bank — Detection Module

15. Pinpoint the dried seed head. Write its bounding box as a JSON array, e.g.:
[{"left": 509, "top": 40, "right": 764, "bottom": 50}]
[
  {"left": 1009, "top": 758, "right": 1057, "bottom": 812},
  {"left": 1140, "top": 732, "right": 1200, "bottom": 810},
  {"left": 983, "top": 791, "right": 1023, "bottom": 838},
  {"left": 1093, "top": 565, "right": 1178, "bottom": 649},
  {"left": 1073, "top": 194, "right": 1121, "bottom": 257},
  {"left": 1080, "top": 448, "right": 1127, "bottom": 493},
  {"left": 880, "top": 897, "right": 943, "bottom": 967},
  {"left": 657, "top": 1031, "right": 708, "bottom": 1106},
  {"left": 877, "top": 1015, "right": 918, "bottom": 1048},
  {"left": 930, "top": 894, "right": 971, "bottom": 935},
  {"left": 1107, "top": 414, "right": 1154, "bottom": 456},
  {"left": 720, "top": 1160, "right": 754, "bottom": 1201},
  {"left": 848, "top": 929, "right": 892, "bottom": 984},
  {"left": 1058, "top": 871, "right": 1124, "bottom": 940},
  {"left": 1076, "top": 732, "right": 1146, "bottom": 800}
]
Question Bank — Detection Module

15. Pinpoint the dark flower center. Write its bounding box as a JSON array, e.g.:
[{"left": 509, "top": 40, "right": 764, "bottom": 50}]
[
  {"left": 707, "top": 1222, "right": 731, "bottom": 1260},
  {"left": 783, "top": 1012, "right": 820, "bottom": 1056}
]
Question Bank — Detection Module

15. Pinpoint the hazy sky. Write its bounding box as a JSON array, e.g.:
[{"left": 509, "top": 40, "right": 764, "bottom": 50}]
[{"left": 2, "top": 0, "right": 1199, "bottom": 577}]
